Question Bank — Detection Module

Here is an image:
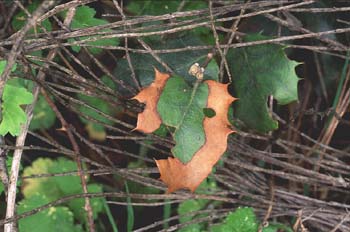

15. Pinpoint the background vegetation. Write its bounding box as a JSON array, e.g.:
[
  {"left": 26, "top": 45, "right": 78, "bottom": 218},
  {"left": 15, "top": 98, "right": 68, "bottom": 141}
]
[{"left": 0, "top": 0, "right": 349, "bottom": 231}]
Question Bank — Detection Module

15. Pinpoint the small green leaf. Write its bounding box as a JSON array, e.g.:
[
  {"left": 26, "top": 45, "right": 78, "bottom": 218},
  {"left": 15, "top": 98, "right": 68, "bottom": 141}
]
[
  {"left": 211, "top": 207, "right": 259, "bottom": 232},
  {"left": 22, "top": 157, "right": 83, "bottom": 201},
  {"left": 18, "top": 194, "right": 82, "bottom": 232},
  {"left": 0, "top": 79, "right": 34, "bottom": 136},
  {"left": 69, "top": 6, "right": 119, "bottom": 54},
  {"left": 157, "top": 77, "right": 208, "bottom": 163},
  {"left": 228, "top": 34, "right": 300, "bottom": 133},
  {"left": 22, "top": 158, "right": 61, "bottom": 201}
]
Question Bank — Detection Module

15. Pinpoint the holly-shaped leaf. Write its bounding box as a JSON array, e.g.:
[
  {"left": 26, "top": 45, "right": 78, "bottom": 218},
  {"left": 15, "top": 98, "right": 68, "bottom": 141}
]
[
  {"left": 132, "top": 69, "right": 171, "bottom": 133},
  {"left": 228, "top": 34, "right": 300, "bottom": 133},
  {"left": 18, "top": 194, "right": 83, "bottom": 232},
  {"left": 211, "top": 207, "right": 258, "bottom": 232},
  {"left": 133, "top": 69, "right": 235, "bottom": 193},
  {"left": 68, "top": 6, "right": 119, "bottom": 54},
  {"left": 0, "top": 78, "right": 34, "bottom": 136}
]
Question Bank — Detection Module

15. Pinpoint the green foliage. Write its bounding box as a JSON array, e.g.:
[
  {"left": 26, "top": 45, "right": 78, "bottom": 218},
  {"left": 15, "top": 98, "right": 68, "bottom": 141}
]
[
  {"left": 68, "top": 6, "right": 119, "bottom": 54},
  {"left": 228, "top": 34, "right": 300, "bottom": 133},
  {"left": 0, "top": 78, "right": 34, "bottom": 136},
  {"left": 30, "top": 95, "right": 56, "bottom": 130},
  {"left": 114, "top": 34, "right": 219, "bottom": 92},
  {"left": 211, "top": 207, "right": 293, "bottom": 232},
  {"left": 12, "top": 0, "right": 52, "bottom": 33},
  {"left": 2, "top": 72, "right": 56, "bottom": 131},
  {"left": 211, "top": 207, "right": 258, "bottom": 232},
  {"left": 158, "top": 77, "right": 209, "bottom": 163},
  {"left": 18, "top": 194, "right": 83, "bottom": 232},
  {"left": 22, "top": 157, "right": 105, "bottom": 223}
]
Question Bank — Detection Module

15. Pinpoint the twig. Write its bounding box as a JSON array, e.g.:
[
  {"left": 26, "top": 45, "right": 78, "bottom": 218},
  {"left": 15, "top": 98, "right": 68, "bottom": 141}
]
[
  {"left": 208, "top": 0, "right": 230, "bottom": 82},
  {"left": 40, "top": 88, "right": 95, "bottom": 232},
  {"left": 112, "top": 0, "right": 141, "bottom": 90},
  {"left": 3, "top": 2, "right": 56, "bottom": 232}
]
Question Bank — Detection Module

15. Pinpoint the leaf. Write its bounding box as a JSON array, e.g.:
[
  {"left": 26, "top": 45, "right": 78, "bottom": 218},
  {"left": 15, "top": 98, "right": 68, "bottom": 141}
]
[
  {"left": 114, "top": 33, "right": 219, "bottom": 95},
  {"left": 227, "top": 34, "right": 300, "bottom": 133},
  {"left": 133, "top": 69, "right": 235, "bottom": 192},
  {"left": 68, "top": 6, "right": 119, "bottom": 54},
  {"left": 0, "top": 78, "right": 34, "bottom": 136},
  {"left": 156, "top": 80, "right": 235, "bottom": 193},
  {"left": 132, "top": 68, "right": 171, "bottom": 133},
  {"left": 22, "top": 157, "right": 104, "bottom": 222},
  {"left": 18, "top": 194, "right": 82, "bottom": 232},
  {"left": 22, "top": 158, "right": 63, "bottom": 201},
  {"left": 22, "top": 157, "right": 82, "bottom": 200},
  {"left": 4, "top": 77, "right": 56, "bottom": 131},
  {"left": 157, "top": 76, "right": 209, "bottom": 163},
  {"left": 211, "top": 207, "right": 258, "bottom": 232}
]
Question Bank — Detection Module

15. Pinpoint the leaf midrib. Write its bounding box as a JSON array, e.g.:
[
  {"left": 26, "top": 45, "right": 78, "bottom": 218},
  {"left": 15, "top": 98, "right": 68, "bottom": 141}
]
[{"left": 174, "top": 80, "right": 202, "bottom": 132}]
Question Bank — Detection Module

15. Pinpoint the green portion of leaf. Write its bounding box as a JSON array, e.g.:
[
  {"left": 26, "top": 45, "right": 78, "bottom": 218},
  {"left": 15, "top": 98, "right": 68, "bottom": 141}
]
[
  {"left": 211, "top": 207, "right": 258, "bottom": 232},
  {"left": 18, "top": 194, "right": 82, "bottom": 232},
  {"left": 114, "top": 34, "right": 219, "bottom": 94},
  {"left": 0, "top": 79, "right": 34, "bottom": 136},
  {"left": 12, "top": 1, "right": 52, "bottom": 33},
  {"left": 228, "top": 34, "right": 299, "bottom": 133},
  {"left": 69, "top": 6, "right": 119, "bottom": 54},
  {"left": 158, "top": 77, "right": 208, "bottom": 163},
  {"left": 30, "top": 95, "right": 56, "bottom": 130}
]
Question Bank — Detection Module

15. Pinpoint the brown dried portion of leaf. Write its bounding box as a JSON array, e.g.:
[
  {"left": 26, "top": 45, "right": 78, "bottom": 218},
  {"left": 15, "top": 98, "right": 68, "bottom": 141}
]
[
  {"left": 156, "top": 80, "right": 236, "bottom": 193},
  {"left": 132, "top": 68, "right": 170, "bottom": 133}
]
